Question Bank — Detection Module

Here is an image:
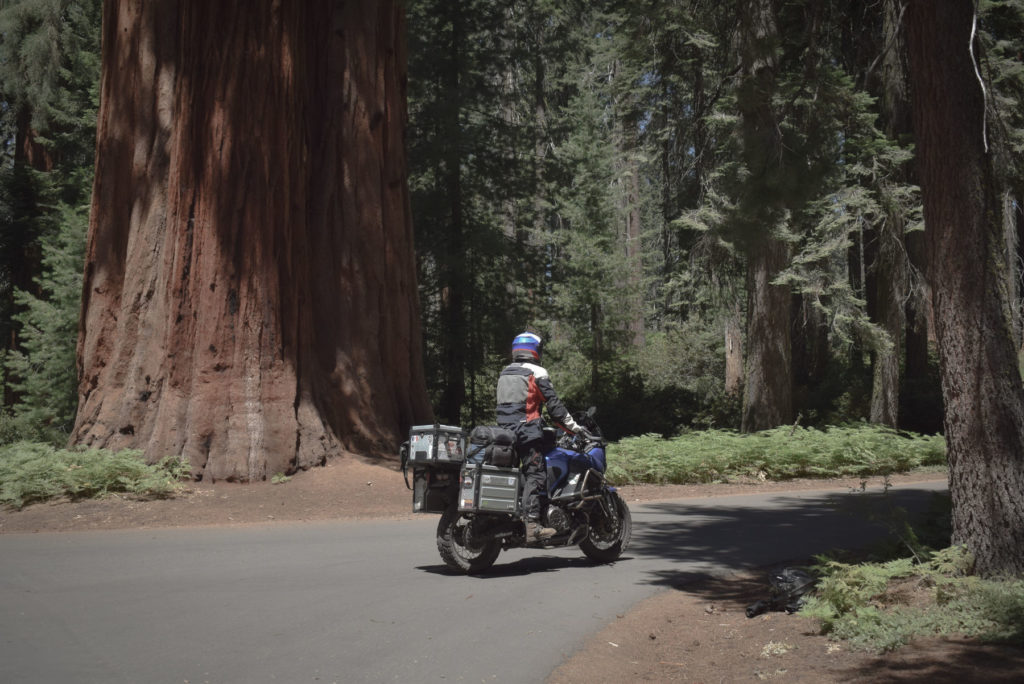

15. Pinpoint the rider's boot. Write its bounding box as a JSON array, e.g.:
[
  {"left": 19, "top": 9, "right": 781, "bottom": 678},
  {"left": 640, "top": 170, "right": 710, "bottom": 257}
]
[{"left": 526, "top": 519, "right": 556, "bottom": 541}]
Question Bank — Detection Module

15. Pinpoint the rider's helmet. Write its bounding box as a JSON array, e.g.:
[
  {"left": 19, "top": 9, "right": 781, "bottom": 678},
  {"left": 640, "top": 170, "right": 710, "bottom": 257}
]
[{"left": 511, "top": 331, "right": 542, "bottom": 361}]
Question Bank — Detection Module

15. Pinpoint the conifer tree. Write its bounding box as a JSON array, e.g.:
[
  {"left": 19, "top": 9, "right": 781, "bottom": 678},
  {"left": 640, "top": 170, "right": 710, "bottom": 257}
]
[
  {"left": 907, "top": 0, "right": 1024, "bottom": 576},
  {"left": 5, "top": 205, "right": 86, "bottom": 441},
  {"left": 0, "top": 0, "right": 101, "bottom": 420}
]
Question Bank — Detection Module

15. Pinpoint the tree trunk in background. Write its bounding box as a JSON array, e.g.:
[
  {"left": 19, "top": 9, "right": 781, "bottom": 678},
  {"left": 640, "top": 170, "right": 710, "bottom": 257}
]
[
  {"left": 621, "top": 125, "right": 645, "bottom": 348},
  {"left": 737, "top": 0, "right": 792, "bottom": 432},
  {"left": 724, "top": 303, "right": 743, "bottom": 396},
  {"left": 742, "top": 237, "right": 792, "bottom": 431},
  {"left": 869, "top": 223, "right": 905, "bottom": 427},
  {"left": 868, "top": 0, "right": 911, "bottom": 428},
  {"left": 15, "top": 107, "right": 55, "bottom": 172},
  {"left": 73, "top": 0, "right": 431, "bottom": 481},
  {"left": 907, "top": 0, "right": 1024, "bottom": 576},
  {"left": 437, "top": 1, "right": 466, "bottom": 425},
  {"left": 792, "top": 293, "right": 828, "bottom": 404}
]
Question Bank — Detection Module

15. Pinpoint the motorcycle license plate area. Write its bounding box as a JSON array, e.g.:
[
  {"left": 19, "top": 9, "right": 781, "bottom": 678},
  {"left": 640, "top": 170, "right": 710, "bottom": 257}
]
[{"left": 458, "top": 464, "right": 521, "bottom": 514}]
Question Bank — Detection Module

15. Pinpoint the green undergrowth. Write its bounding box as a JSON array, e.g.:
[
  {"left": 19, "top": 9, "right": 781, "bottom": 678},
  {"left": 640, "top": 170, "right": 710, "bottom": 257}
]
[
  {"left": 605, "top": 424, "right": 946, "bottom": 485},
  {"left": 802, "top": 545, "right": 1024, "bottom": 652},
  {"left": 791, "top": 489, "right": 1022, "bottom": 654},
  {"left": 0, "top": 442, "right": 188, "bottom": 509}
]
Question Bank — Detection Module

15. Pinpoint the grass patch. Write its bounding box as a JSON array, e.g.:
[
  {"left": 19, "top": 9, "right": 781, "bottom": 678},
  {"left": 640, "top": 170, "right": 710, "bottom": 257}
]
[
  {"left": 0, "top": 442, "right": 188, "bottom": 509},
  {"left": 606, "top": 424, "right": 945, "bottom": 485}
]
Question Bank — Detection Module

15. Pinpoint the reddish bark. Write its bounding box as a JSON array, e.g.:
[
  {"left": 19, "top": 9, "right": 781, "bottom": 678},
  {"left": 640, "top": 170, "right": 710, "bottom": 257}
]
[
  {"left": 15, "top": 107, "right": 55, "bottom": 172},
  {"left": 74, "top": 0, "right": 431, "bottom": 481},
  {"left": 742, "top": 237, "right": 793, "bottom": 431},
  {"left": 907, "top": 0, "right": 1024, "bottom": 575},
  {"left": 724, "top": 304, "right": 743, "bottom": 396}
]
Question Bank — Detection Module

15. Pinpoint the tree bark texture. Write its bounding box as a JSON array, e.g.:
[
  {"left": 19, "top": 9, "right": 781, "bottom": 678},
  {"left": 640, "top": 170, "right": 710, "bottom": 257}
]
[
  {"left": 15, "top": 107, "right": 55, "bottom": 172},
  {"left": 724, "top": 303, "right": 744, "bottom": 396},
  {"left": 742, "top": 237, "right": 793, "bottom": 431},
  {"left": 74, "top": 0, "right": 431, "bottom": 481},
  {"left": 907, "top": 0, "right": 1024, "bottom": 576},
  {"left": 737, "top": 0, "right": 793, "bottom": 432}
]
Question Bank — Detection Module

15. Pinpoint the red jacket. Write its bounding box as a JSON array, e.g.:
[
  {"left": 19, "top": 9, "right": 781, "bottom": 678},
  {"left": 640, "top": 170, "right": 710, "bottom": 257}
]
[{"left": 495, "top": 361, "right": 576, "bottom": 443}]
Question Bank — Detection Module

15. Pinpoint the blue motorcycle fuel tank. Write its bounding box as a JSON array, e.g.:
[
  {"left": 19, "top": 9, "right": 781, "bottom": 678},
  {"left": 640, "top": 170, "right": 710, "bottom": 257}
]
[{"left": 544, "top": 444, "right": 606, "bottom": 495}]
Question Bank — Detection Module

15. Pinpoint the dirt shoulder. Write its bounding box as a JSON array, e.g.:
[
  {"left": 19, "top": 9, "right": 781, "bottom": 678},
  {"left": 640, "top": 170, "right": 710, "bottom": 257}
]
[
  {"left": 4, "top": 460, "right": 1019, "bottom": 682},
  {"left": 0, "top": 456, "right": 949, "bottom": 534}
]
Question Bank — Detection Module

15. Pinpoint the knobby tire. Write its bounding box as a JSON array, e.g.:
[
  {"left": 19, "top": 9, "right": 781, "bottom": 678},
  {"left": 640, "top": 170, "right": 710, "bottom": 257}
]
[{"left": 436, "top": 506, "right": 502, "bottom": 574}]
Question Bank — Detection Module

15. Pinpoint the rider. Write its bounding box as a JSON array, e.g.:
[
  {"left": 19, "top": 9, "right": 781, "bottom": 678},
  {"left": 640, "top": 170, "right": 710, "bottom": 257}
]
[{"left": 496, "top": 330, "right": 588, "bottom": 541}]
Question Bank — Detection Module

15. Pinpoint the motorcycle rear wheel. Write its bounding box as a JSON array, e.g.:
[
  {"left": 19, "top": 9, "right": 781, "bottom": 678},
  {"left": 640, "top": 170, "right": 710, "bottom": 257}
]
[
  {"left": 579, "top": 491, "right": 632, "bottom": 563},
  {"left": 436, "top": 506, "right": 502, "bottom": 574}
]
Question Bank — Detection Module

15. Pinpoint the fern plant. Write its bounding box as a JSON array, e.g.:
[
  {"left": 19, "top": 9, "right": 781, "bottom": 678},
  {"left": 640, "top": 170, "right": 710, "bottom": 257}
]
[
  {"left": 801, "top": 545, "right": 1024, "bottom": 652},
  {"left": 0, "top": 442, "right": 187, "bottom": 509},
  {"left": 607, "top": 425, "right": 946, "bottom": 485}
]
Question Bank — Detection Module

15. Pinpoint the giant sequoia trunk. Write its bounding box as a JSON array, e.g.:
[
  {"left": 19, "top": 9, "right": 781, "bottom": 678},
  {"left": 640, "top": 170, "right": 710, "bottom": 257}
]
[
  {"left": 73, "top": 1, "right": 431, "bottom": 481},
  {"left": 907, "top": 0, "right": 1024, "bottom": 576}
]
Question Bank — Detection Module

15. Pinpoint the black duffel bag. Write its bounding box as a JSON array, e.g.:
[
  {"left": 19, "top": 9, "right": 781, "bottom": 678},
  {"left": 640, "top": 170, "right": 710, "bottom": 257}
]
[{"left": 467, "top": 425, "right": 517, "bottom": 467}]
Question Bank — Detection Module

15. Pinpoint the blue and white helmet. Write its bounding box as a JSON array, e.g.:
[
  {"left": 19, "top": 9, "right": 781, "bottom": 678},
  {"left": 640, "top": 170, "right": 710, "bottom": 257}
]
[{"left": 511, "top": 331, "right": 542, "bottom": 361}]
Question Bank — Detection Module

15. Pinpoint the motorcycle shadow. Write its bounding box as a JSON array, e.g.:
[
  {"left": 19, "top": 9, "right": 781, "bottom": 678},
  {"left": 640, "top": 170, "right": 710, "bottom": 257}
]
[{"left": 417, "top": 553, "right": 634, "bottom": 578}]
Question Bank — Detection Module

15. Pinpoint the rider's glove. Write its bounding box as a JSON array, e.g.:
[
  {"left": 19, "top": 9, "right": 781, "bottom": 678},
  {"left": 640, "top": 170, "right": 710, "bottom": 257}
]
[{"left": 580, "top": 428, "right": 599, "bottom": 443}]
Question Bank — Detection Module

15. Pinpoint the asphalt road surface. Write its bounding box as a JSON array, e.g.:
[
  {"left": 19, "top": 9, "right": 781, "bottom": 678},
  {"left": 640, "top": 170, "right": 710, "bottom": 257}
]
[{"left": 0, "top": 480, "right": 946, "bottom": 683}]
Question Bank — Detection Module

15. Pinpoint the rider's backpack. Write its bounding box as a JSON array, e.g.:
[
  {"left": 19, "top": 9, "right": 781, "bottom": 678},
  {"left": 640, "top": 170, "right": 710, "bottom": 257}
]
[{"left": 467, "top": 426, "right": 517, "bottom": 467}]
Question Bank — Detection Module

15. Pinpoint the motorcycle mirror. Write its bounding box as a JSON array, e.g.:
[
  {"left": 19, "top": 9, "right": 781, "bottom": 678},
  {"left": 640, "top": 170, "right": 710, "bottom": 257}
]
[{"left": 586, "top": 406, "right": 597, "bottom": 417}]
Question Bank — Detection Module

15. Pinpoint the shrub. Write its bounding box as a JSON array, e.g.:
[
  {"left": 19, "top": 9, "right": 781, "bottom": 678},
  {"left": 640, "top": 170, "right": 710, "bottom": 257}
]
[
  {"left": 0, "top": 442, "right": 188, "bottom": 509},
  {"left": 801, "top": 546, "right": 1024, "bottom": 652},
  {"left": 606, "top": 424, "right": 946, "bottom": 485}
]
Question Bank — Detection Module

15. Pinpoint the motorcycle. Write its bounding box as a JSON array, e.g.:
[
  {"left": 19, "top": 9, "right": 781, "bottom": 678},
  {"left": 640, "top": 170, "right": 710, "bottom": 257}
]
[{"left": 402, "top": 408, "right": 632, "bottom": 574}]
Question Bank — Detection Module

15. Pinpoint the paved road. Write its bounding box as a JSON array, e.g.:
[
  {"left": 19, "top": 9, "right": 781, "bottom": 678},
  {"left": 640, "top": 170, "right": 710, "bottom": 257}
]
[{"left": 0, "top": 480, "right": 946, "bottom": 683}]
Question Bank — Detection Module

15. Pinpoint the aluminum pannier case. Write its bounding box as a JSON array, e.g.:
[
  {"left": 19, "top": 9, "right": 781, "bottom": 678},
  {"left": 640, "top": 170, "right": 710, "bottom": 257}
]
[{"left": 458, "top": 463, "right": 521, "bottom": 514}]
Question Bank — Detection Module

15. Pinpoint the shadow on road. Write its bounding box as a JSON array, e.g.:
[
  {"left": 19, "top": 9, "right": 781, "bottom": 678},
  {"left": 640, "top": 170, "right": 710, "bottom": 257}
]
[
  {"left": 418, "top": 554, "right": 610, "bottom": 578},
  {"left": 627, "top": 485, "right": 948, "bottom": 588},
  {"left": 413, "top": 485, "right": 948, "bottom": 584}
]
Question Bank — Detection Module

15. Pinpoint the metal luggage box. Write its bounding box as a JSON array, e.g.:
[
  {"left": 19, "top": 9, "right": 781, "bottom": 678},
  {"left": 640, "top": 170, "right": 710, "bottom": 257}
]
[
  {"left": 412, "top": 465, "right": 458, "bottom": 513},
  {"left": 458, "top": 464, "right": 521, "bottom": 514},
  {"left": 408, "top": 424, "right": 466, "bottom": 464}
]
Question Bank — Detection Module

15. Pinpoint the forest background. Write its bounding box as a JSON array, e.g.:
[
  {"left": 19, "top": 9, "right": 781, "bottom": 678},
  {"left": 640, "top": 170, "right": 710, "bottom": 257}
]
[{"left": 1, "top": 0, "right": 1023, "bottom": 446}]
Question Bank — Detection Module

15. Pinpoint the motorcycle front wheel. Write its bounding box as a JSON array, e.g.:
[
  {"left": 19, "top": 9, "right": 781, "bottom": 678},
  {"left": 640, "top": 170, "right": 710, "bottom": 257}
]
[
  {"left": 579, "top": 490, "right": 632, "bottom": 563},
  {"left": 436, "top": 506, "right": 502, "bottom": 574}
]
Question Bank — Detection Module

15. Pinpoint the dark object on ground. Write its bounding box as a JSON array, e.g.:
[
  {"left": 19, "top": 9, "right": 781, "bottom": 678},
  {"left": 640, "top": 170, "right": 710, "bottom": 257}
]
[{"left": 745, "top": 567, "right": 817, "bottom": 618}]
